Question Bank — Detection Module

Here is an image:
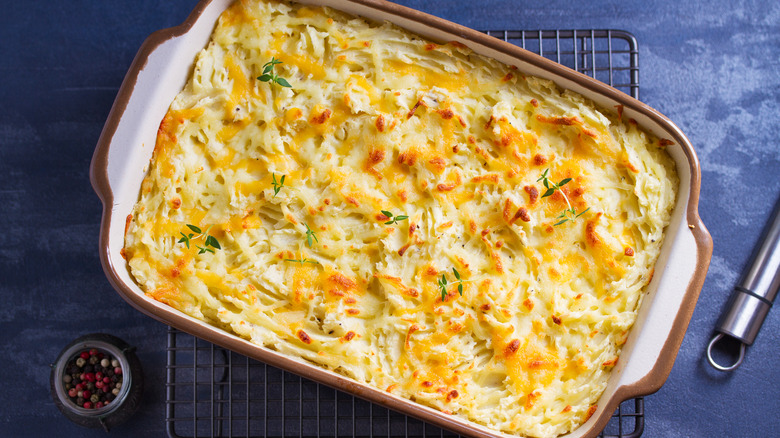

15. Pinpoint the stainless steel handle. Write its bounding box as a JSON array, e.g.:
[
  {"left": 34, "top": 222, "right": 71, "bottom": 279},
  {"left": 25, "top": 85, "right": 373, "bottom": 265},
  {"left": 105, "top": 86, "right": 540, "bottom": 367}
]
[
  {"left": 738, "top": 203, "right": 780, "bottom": 304},
  {"left": 708, "top": 198, "right": 780, "bottom": 371}
]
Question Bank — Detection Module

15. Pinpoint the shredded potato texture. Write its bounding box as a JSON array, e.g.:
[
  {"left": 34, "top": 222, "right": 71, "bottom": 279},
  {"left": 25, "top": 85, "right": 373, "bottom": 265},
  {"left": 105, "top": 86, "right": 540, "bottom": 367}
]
[{"left": 125, "top": 1, "right": 677, "bottom": 436}]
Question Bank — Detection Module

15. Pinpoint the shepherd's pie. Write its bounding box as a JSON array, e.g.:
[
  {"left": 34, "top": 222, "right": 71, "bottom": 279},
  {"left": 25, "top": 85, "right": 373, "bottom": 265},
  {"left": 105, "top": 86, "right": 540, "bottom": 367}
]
[{"left": 124, "top": 1, "right": 678, "bottom": 436}]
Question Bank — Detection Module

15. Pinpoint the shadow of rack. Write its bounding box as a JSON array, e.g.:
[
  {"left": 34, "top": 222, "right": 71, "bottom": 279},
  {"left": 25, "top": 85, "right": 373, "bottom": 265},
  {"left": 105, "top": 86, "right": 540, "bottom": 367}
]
[{"left": 166, "top": 28, "right": 643, "bottom": 438}]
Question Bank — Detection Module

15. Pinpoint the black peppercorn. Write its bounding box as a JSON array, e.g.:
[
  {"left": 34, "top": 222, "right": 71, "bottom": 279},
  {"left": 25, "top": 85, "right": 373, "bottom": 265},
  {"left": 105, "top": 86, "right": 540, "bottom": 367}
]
[
  {"left": 76, "top": 397, "right": 84, "bottom": 406},
  {"left": 83, "top": 365, "right": 93, "bottom": 374}
]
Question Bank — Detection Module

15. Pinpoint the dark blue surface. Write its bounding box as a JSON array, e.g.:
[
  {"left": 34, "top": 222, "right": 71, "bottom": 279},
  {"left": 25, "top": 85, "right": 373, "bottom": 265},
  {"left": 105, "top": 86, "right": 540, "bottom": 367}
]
[{"left": 1, "top": 1, "right": 778, "bottom": 437}]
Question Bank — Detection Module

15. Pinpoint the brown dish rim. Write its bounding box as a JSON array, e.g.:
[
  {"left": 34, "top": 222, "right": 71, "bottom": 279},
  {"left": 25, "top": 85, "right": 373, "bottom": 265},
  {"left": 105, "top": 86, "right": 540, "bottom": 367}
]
[{"left": 90, "top": 1, "right": 713, "bottom": 437}]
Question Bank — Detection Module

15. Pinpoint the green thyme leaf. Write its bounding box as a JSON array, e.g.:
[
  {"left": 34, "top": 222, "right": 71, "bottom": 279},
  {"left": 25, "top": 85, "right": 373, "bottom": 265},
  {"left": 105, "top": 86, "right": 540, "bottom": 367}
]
[
  {"left": 205, "top": 235, "right": 221, "bottom": 249},
  {"left": 437, "top": 274, "right": 448, "bottom": 301},
  {"left": 305, "top": 223, "right": 318, "bottom": 247},
  {"left": 187, "top": 224, "right": 202, "bottom": 234},
  {"left": 454, "top": 268, "right": 465, "bottom": 296},
  {"left": 285, "top": 258, "right": 319, "bottom": 265},
  {"left": 576, "top": 207, "right": 591, "bottom": 218},
  {"left": 272, "top": 173, "right": 286, "bottom": 197}
]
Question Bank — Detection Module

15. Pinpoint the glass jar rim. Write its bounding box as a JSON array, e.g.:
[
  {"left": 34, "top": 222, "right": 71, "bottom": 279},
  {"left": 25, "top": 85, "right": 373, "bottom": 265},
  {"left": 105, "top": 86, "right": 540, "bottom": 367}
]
[{"left": 52, "top": 339, "right": 133, "bottom": 417}]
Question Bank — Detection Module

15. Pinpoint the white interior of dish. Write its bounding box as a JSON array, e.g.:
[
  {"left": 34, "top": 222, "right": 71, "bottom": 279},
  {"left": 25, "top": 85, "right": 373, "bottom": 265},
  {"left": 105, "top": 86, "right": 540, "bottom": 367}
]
[{"left": 102, "top": 1, "right": 701, "bottom": 436}]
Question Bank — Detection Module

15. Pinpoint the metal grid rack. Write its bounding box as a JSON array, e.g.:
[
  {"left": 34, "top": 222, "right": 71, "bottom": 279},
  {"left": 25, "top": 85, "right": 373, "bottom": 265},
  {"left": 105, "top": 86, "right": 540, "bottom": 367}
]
[
  {"left": 166, "top": 29, "right": 643, "bottom": 438},
  {"left": 483, "top": 29, "right": 639, "bottom": 100}
]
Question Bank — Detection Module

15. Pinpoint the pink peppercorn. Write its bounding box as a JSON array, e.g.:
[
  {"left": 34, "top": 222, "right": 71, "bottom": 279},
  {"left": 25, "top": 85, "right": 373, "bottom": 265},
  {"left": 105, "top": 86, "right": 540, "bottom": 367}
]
[
  {"left": 95, "top": 402, "right": 103, "bottom": 409},
  {"left": 95, "top": 372, "right": 103, "bottom": 380},
  {"left": 96, "top": 381, "right": 104, "bottom": 389},
  {"left": 103, "top": 377, "right": 110, "bottom": 384},
  {"left": 83, "top": 401, "right": 92, "bottom": 409},
  {"left": 82, "top": 390, "right": 91, "bottom": 399},
  {"left": 114, "top": 367, "right": 122, "bottom": 375},
  {"left": 85, "top": 373, "right": 95, "bottom": 382},
  {"left": 79, "top": 352, "right": 89, "bottom": 360},
  {"left": 68, "top": 388, "right": 77, "bottom": 398}
]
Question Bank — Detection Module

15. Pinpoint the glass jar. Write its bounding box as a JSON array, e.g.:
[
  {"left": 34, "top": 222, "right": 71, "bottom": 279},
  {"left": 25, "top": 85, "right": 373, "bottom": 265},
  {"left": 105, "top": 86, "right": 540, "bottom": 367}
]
[{"left": 50, "top": 333, "right": 143, "bottom": 431}]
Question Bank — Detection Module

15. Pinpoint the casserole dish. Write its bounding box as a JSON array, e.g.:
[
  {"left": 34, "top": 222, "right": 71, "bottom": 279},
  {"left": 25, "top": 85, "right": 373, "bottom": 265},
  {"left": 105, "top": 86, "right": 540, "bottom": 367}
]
[{"left": 90, "top": 1, "right": 713, "bottom": 436}]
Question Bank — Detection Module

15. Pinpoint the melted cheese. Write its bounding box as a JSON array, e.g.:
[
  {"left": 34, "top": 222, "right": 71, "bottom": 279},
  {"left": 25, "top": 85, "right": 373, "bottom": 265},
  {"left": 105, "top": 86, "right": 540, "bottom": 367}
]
[{"left": 124, "top": 1, "right": 678, "bottom": 437}]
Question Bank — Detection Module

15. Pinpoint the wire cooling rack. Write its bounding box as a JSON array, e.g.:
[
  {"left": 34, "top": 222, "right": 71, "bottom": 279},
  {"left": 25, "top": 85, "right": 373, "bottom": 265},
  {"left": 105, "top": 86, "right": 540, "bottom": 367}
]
[
  {"left": 166, "top": 29, "right": 644, "bottom": 438},
  {"left": 484, "top": 30, "right": 639, "bottom": 100}
]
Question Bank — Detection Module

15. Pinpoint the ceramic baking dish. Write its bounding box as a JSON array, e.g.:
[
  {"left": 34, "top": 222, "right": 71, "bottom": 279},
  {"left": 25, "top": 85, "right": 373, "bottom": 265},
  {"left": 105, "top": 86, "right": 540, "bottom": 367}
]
[{"left": 90, "top": 1, "right": 713, "bottom": 436}]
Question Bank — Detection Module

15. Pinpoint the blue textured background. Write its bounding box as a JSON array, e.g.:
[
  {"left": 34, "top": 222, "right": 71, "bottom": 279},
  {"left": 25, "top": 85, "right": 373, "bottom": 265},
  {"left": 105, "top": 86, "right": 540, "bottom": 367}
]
[{"left": 1, "top": 1, "right": 778, "bottom": 437}]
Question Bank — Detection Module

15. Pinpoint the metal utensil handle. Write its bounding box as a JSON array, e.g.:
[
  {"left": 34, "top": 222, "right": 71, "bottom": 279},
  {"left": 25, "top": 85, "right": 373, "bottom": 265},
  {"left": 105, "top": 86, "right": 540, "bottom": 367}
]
[{"left": 708, "top": 198, "right": 780, "bottom": 370}]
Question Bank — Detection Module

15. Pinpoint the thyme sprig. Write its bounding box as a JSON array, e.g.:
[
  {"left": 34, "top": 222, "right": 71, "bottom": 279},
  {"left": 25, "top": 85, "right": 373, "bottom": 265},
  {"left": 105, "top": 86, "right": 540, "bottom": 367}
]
[
  {"left": 304, "top": 223, "right": 318, "bottom": 248},
  {"left": 536, "top": 168, "right": 590, "bottom": 226},
  {"left": 453, "top": 268, "right": 464, "bottom": 296},
  {"left": 257, "top": 58, "right": 291, "bottom": 88},
  {"left": 381, "top": 210, "right": 409, "bottom": 225},
  {"left": 438, "top": 268, "right": 464, "bottom": 302},
  {"left": 178, "top": 224, "right": 221, "bottom": 254},
  {"left": 272, "top": 173, "right": 286, "bottom": 198},
  {"left": 285, "top": 257, "right": 319, "bottom": 265},
  {"left": 437, "top": 275, "right": 448, "bottom": 301}
]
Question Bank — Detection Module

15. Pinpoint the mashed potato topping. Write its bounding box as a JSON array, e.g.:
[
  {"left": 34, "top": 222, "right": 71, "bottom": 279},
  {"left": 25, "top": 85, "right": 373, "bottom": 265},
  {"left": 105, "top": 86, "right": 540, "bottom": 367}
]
[{"left": 124, "top": 1, "right": 677, "bottom": 436}]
